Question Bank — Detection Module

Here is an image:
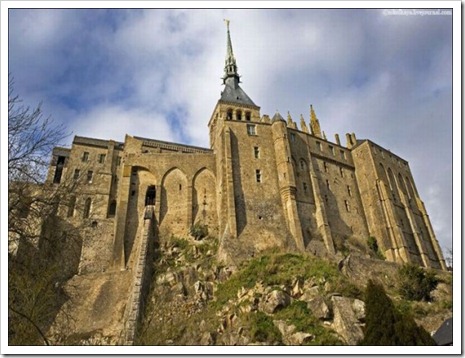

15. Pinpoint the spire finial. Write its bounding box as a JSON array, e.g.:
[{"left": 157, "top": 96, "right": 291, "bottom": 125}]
[{"left": 222, "top": 19, "right": 239, "bottom": 85}]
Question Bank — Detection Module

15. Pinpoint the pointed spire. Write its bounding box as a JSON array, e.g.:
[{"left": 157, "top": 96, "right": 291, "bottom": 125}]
[
  {"left": 310, "top": 104, "right": 322, "bottom": 138},
  {"left": 223, "top": 19, "right": 239, "bottom": 85},
  {"left": 300, "top": 114, "right": 309, "bottom": 133},
  {"left": 287, "top": 111, "right": 293, "bottom": 124}
]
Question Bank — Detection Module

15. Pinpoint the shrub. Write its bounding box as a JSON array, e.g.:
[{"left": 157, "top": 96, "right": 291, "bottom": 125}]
[
  {"left": 397, "top": 264, "right": 438, "bottom": 301},
  {"left": 190, "top": 223, "right": 208, "bottom": 240},
  {"left": 246, "top": 311, "right": 282, "bottom": 343},
  {"left": 367, "top": 236, "right": 384, "bottom": 260},
  {"left": 359, "top": 280, "right": 436, "bottom": 345}
]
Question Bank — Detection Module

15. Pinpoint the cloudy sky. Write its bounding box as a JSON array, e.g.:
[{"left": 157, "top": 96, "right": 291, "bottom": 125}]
[{"left": 7, "top": 6, "right": 454, "bottom": 253}]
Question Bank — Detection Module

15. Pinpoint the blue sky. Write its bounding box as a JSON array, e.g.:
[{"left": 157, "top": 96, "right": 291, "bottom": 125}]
[{"left": 7, "top": 7, "right": 454, "bottom": 253}]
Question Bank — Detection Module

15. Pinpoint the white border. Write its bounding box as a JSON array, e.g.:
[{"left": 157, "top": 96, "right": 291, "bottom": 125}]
[{"left": 1, "top": 1, "right": 461, "bottom": 355}]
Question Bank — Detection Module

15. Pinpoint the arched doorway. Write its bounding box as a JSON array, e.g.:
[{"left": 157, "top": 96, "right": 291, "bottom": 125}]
[{"left": 145, "top": 185, "right": 156, "bottom": 206}]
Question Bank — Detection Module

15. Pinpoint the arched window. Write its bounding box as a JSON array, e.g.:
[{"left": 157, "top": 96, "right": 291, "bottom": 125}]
[
  {"left": 245, "top": 112, "right": 251, "bottom": 121},
  {"left": 67, "top": 196, "right": 76, "bottom": 217},
  {"left": 236, "top": 110, "right": 242, "bottom": 121},
  {"left": 83, "top": 198, "right": 91, "bottom": 219},
  {"left": 226, "top": 109, "right": 233, "bottom": 120},
  {"left": 300, "top": 159, "right": 306, "bottom": 171},
  {"left": 108, "top": 199, "right": 117, "bottom": 217}
]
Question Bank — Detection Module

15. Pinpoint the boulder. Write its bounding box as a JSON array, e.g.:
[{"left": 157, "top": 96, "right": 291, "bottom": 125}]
[
  {"left": 259, "top": 290, "right": 291, "bottom": 314},
  {"left": 300, "top": 286, "right": 320, "bottom": 302},
  {"left": 307, "top": 296, "right": 330, "bottom": 320},
  {"left": 352, "top": 298, "right": 365, "bottom": 322},
  {"left": 288, "top": 332, "right": 314, "bottom": 345},
  {"left": 331, "top": 296, "right": 364, "bottom": 345}
]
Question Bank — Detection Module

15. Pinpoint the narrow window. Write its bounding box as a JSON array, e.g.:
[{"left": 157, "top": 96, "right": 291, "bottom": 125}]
[
  {"left": 99, "top": 153, "right": 106, "bottom": 164},
  {"left": 300, "top": 160, "right": 305, "bottom": 171},
  {"left": 83, "top": 198, "right": 91, "bottom": 218},
  {"left": 256, "top": 169, "right": 262, "bottom": 183},
  {"left": 179, "top": 184, "right": 182, "bottom": 191},
  {"left": 329, "top": 145, "right": 335, "bottom": 156},
  {"left": 254, "top": 146, "right": 260, "bottom": 159},
  {"left": 326, "top": 179, "right": 330, "bottom": 190},
  {"left": 53, "top": 156, "right": 66, "bottom": 184},
  {"left": 108, "top": 200, "right": 117, "bottom": 217},
  {"left": 347, "top": 185, "right": 352, "bottom": 197},
  {"left": 145, "top": 185, "right": 156, "bottom": 206},
  {"left": 236, "top": 110, "right": 242, "bottom": 121},
  {"left": 290, "top": 133, "right": 296, "bottom": 142},
  {"left": 323, "top": 161, "right": 328, "bottom": 173},
  {"left": 74, "top": 169, "right": 80, "bottom": 180},
  {"left": 316, "top": 141, "right": 322, "bottom": 151},
  {"left": 339, "top": 167, "right": 344, "bottom": 177},
  {"left": 344, "top": 200, "right": 350, "bottom": 212},
  {"left": 245, "top": 112, "right": 251, "bottom": 121},
  {"left": 116, "top": 156, "right": 122, "bottom": 166},
  {"left": 324, "top": 194, "right": 328, "bottom": 203},
  {"left": 82, "top": 151, "right": 89, "bottom": 162},
  {"left": 247, "top": 124, "right": 256, "bottom": 136},
  {"left": 87, "top": 170, "right": 93, "bottom": 184},
  {"left": 303, "top": 182, "right": 308, "bottom": 193},
  {"left": 226, "top": 109, "right": 233, "bottom": 120},
  {"left": 340, "top": 150, "right": 346, "bottom": 160},
  {"left": 67, "top": 196, "right": 76, "bottom": 217}
]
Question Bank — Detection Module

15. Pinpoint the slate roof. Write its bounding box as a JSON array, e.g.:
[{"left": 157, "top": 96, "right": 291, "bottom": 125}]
[{"left": 219, "top": 77, "right": 258, "bottom": 108}]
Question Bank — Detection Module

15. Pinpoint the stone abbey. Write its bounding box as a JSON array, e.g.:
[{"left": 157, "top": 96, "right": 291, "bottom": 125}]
[{"left": 46, "top": 22, "right": 446, "bottom": 275}]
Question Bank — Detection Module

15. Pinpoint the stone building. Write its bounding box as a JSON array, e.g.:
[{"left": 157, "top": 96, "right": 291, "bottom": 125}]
[{"left": 46, "top": 22, "right": 446, "bottom": 273}]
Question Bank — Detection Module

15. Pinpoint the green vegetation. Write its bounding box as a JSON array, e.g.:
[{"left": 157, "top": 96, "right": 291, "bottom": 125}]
[
  {"left": 214, "top": 252, "right": 362, "bottom": 308},
  {"left": 244, "top": 311, "right": 282, "bottom": 343},
  {"left": 367, "top": 236, "right": 385, "bottom": 260},
  {"left": 190, "top": 223, "right": 209, "bottom": 240},
  {"left": 359, "top": 280, "right": 436, "bottom": 345},
  {"left": 397, "top": 264, "right": 438, "bottom": 301},
  {"left": 274, "top": 301, "right": 342, "bottom": 345}
]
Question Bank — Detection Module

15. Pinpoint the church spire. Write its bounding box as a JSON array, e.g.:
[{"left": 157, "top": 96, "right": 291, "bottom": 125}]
[{"left": 223, "top": 19, "right": 240, "bottom": 85}]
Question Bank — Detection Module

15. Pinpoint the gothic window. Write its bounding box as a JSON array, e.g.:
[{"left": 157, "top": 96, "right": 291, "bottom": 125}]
[
  {"left": 226, "top": 109, "right": 233, "bottom": 120},
  {"left": 256, "top": 169, "right": 262, "bottom": 183},
  {"left": 83, "top": 198, "right": 91, "bottom": 219},
  {"left": 82, "top": 151, "right": 89, "bottom": 162},
  {"left": 67, "top": 196, "right": 76, "bottom": 217},
  {"left": 300, "top": 159, "right": 306, "bottom": 171},
  {"left": 99, "top": 153, "right": 106, "bottom": 164},
  {"left": 236, "top": 110, "right": 242, "bottom": 121},
  {"left": 254, "top": 146, "right": 260, "bottom": 159},
  {"left": 74, "top": 168, "right": 80, "bottom": 180},
  {"left": 87, "top": 170, "right": 93, "bottom": 184},
  {"left": 245, "top": 112, "right": 251, "bottom": 121},
  {"left": 326, "top": 179, "right": 330, "bottom": 191},
  {"left": 247, "top": 124, "right": 256, "bottom": 136}
]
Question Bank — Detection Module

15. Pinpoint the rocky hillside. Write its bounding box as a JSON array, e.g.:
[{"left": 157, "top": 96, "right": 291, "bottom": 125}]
[{"left": 136, "top": 234, "right": 452, "bottom": 346}]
